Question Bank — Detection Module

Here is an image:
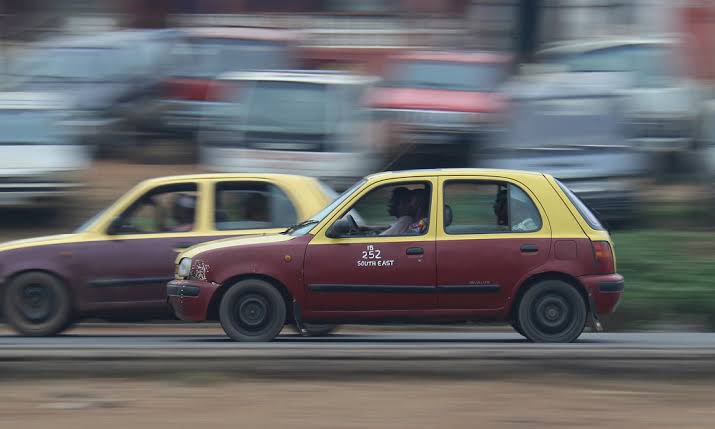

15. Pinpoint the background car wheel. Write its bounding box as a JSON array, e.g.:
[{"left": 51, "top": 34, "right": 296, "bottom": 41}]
[
  {"left": 517, "top": 280, "right": 587, "bottom": 343},
  {"left": 300, "top": 323, "right": 339, "bottom": 337},
  {"left": 2, "top": 272, "right": 73, "bottom": 336},
  {"left": 219, "top": 279, "right": 286, "bottom": 342}
]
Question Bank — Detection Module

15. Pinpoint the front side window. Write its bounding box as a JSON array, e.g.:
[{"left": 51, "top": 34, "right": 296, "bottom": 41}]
[
  {"left": 443, "top": 181, "right": 541, "bottom": 234},
  {"left": 214, "top": 181, "right": 297, "bottom": 231},
  {"left": 330, "top": 182, "right": 431, "bottom": 237},
  {"left": 110, "top": 183, "right": 198, "bottom": 235}
]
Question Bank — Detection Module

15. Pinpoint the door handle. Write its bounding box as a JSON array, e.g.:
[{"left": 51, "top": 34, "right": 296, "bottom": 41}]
[
  {"left": 520, "top": 244, "right": 539, "bottom": 253},
  {"left": 406, "top": 247, "right": 424, "bottom": 255}
]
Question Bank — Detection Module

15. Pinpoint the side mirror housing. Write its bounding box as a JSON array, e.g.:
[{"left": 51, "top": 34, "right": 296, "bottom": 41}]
[{"left": 326, "top": 218, "right": 351, "bottom": 238}]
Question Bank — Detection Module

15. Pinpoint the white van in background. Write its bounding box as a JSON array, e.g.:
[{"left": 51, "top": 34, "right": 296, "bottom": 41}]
[{"left": 0, "top": 92, "right": 89, "bottom": 208}]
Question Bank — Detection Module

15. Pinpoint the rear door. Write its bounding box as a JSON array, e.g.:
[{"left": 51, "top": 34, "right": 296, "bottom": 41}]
[
  {"left": 436, "top": 176, "right": 551, "bottom": 310},
  {"left": 303, "top": 178, "right": 438, "bottom": 312}
]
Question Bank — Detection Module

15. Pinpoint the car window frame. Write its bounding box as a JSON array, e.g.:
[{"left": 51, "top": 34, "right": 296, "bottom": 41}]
[
  {"left": 106, "top": 182, "right": 201, "bottom": 237},
  {"left": 317, "top": 177, "right": 438, "bottom": 241},
  {"left": 441, "top": 178, "right": 544, "bottom": 236},
  {"left": 212, "top": 179, "right": 299, "bottom": 231}
]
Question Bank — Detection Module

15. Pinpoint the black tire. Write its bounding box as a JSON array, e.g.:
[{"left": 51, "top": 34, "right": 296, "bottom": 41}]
[
  {"left": 516, "top": 280, "right": 587, "bottom": 343},
  {"left": 301, "top": 323, "right": 339, "bottom": 337},
  {"left": 510, "top": 321, "right": 526, "bottom": 338},
  {"left": 218, "top": 279, "right": 286, "bottom": 342},
  {"left": 2, "top": 272, "right": 73, "bottom": 336}
]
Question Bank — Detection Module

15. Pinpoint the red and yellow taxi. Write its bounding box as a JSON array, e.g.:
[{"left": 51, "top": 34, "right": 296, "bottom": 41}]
[
  {"left": 0, "top": 174, "right": 333, "bottom": 336},
  {"left": 169, "top": 169, "right": 624, "bottom": 343}
]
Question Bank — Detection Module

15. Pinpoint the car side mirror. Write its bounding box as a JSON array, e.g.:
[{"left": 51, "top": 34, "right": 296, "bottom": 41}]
[
  {"left": 326, "top": 218, "right": 351, "bottom": 238},
  {"left": 107, "top": 217, "right": 128, "bottom": 235}
]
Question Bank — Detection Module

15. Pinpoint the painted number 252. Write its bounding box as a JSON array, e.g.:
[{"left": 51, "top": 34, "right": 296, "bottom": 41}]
[{"left": 362, "top": 250, "right": 381, "bottom": 260}]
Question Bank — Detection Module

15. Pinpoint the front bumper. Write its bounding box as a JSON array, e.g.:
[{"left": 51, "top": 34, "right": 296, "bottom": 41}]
[
  {"left": 167, "top": 279, "right": 220, "bottom": 321},
  {"left": 579, "top": 273, "right": 624, "bottom": 316},
  {"left": 0, "top": 182, "right": 82, "bottom": 207}
]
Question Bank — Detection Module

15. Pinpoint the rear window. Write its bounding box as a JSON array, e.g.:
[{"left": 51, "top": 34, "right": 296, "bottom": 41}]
[{"left": 556, "top": 180, "right": 605, "bottom": 230}]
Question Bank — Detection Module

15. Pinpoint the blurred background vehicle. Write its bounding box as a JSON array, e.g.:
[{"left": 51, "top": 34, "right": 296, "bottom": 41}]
[
  {"left": 158, "top": 27, "right": 298, "bottom": 144},
  {"left": 0, "top": 91, "right": 89, "bottom": 208},
  {"left": 368, "top": 51, "right": 510, "bottom": 170},
  {"left": 484, "top": 69, "right": 648, "bottom": 223},
  {"left": 5, "top": 29, "right": 181, "bottom": 156},
  {"left": 537, "top": 37, "right": 706, "bottom": 174},
  {"left": 199, "top": 70, "right": 378, "bottom": 190}
]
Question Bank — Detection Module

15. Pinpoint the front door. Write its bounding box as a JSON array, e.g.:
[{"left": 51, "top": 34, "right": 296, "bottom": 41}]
[
  {"left": 79, "top": 182, "right": 207, "bottom": 309},
  {"left": 436, "top": 177, "right": 551, "bottom": 310},
  {"left": 304, "top": 178, "right": 438, "bottom": 313}
]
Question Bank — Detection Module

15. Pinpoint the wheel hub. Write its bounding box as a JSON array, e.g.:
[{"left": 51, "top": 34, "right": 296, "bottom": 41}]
[
  {"left": 18, "top": 284, "right": 53, "bottom": 322},
  {"left": 237, "top": 296, "right": 269, "bottom": 328}
]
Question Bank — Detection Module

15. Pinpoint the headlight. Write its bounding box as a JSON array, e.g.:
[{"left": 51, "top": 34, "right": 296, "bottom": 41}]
[{"left": 177, "top": 257, "right": 192, "bottom": 278}]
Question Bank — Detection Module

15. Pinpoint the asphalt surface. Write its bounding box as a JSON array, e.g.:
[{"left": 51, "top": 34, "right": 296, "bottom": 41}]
[
  {"left": 1, "top": 330, "right": 715, "bottom": 350},
  {"left": 1, "top": 328, "right": 715, "bottom": 380}
]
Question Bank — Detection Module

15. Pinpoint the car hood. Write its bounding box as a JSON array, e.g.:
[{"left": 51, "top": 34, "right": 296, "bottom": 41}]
[
  {"left": 179, "top": 233, "right": 295, "bottom": 260},
  {"left": 366, "top": 87, "right": 504, "bottom": 112},
  {"left": 0, "top": 233, "right": 83, "bottom": 253}
]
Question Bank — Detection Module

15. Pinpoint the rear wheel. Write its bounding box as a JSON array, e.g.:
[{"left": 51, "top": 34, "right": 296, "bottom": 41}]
[
  {"left": 2, "top": 272, "right": 73, "bottom": 336},
  {"left": 219, "top": 279, "right": 286, "bottom": 342},
  {"left": 517, "top": 280, "right": 587, "bottom": 343}
]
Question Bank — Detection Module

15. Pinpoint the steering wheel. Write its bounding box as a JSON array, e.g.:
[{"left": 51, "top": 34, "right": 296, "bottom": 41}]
[{"left": 346, "top": 214, "right": 359, "bottom": 233}]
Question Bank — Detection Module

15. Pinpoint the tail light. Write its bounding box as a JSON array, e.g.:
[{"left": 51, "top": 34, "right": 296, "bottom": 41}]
[
  {"left": 591, "top": 241, "right": 615, "bottom": 274},
  {"left": 165, "top": 79, "right": 215, "bottom": 101}
]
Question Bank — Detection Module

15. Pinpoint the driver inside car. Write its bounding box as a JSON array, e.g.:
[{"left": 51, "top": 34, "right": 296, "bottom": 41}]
[
  {"left": 167, "top": 193, "right": 196, "bottom": 232},
  {"left": 380, "top": 187, "right": 413, "bottom": 236}
]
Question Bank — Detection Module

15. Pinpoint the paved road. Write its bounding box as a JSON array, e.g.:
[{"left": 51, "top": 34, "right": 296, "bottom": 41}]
[
  {"left": 1, "top": 330, "right": 715, "bottom": 350},
  {"left": 2, "top": 329, "right": 715, "bottom": 379}
]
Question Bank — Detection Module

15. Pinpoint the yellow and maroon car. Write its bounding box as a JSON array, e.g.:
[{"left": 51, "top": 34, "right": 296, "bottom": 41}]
[
  {"left": 169, "top": 168, "right": 624, "bottom": 343},
  {"left": 0, "top": 173, "right": 333, "bottom": 336}
]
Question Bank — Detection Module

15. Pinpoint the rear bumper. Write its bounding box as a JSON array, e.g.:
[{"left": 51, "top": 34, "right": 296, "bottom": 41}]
[
  {"left": 630, "top": 137, "right": 691, "bottom": 152},
  {"left": 579, "top": 273, "right": 624, "bottom": 315},
  {"left": 167, "top": 279, "right": 220, "bottom": 321}
]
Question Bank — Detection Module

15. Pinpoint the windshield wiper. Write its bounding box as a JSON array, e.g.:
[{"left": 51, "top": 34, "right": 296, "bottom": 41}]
[{"left": 283, "top": 219, "right": 319, "bottom": 234}]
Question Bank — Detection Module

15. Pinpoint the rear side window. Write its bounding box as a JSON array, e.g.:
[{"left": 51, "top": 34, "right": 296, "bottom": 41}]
[
  {"left": 556, "top": 180, "right": 605, "bottom": 230},
  {"left": 443, "top": 181, "right": 542, "bottom": 234},
  {"left": 214, "top": 181, "right": 298, "bottom": 230}
]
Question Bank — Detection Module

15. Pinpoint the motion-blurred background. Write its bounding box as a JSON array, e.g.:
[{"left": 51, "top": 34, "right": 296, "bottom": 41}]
[{"left": 1, "top": 0, "right": 714, "bottom": 330}]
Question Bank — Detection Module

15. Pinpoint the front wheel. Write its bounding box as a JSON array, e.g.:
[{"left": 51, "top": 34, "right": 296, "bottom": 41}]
[
  {"left": 219, "top": 279, "right": 286, "bottom": 342},
  {"left": 2, "top": 272, "right": 73, "bottom": 336},
  {"left": 516, "top": 280, "right": 587, "bottom": 343}
]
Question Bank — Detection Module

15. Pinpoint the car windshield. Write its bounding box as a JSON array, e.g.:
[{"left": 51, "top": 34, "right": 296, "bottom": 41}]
[
  {"left": 543, "top": 44, "right": 675, "bottom": 86},
  {"left": 385, "top": 60, "right": 504, "bottom": 92},
  {"left": 75, "top": 209, "right": 106, "bottom": 233},
  {"left": 287, "top": 179, "right": 365, "bottom": 236},
  {"left": 244, "top": 81, "right": 330, "bottom": 134},
  {"left": 0, "top": 110, "right": 66, "bottom": 143},
  {"left": 12, "top": 47, "right": 121, "bottom": 82},
  {"left": 169, "top": 38, "right": 291, "bottom": 78}
]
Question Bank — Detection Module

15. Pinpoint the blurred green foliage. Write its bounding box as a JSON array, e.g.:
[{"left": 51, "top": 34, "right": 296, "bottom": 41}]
[{"left": 609, "top": 230, "right": 715, "bottom": 329}]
